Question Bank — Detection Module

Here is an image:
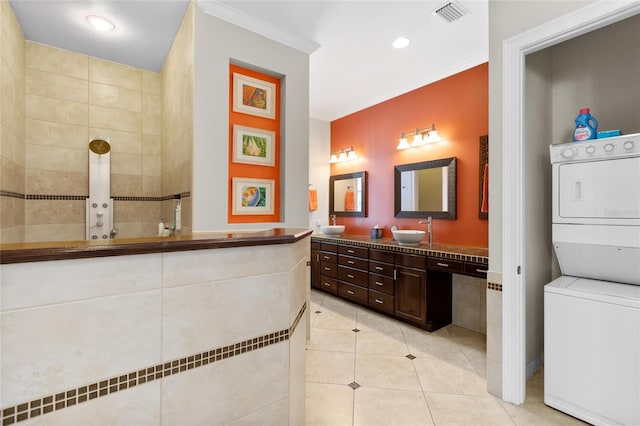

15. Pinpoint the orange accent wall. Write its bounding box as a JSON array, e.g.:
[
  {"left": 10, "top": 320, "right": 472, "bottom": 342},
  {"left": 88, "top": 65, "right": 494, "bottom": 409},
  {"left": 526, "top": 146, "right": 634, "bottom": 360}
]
[
  {"left": 228, "top": 65, "right": 280, "bottom": 223},
  {"left": 330, "top": 63, "right": 488, "bottom": 248}
]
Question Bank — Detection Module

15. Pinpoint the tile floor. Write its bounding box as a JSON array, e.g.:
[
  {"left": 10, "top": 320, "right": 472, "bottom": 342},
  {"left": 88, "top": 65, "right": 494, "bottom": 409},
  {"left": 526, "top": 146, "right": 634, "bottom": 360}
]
[{"left": 306, "top": 289, "right": 587, "bottom": 426}]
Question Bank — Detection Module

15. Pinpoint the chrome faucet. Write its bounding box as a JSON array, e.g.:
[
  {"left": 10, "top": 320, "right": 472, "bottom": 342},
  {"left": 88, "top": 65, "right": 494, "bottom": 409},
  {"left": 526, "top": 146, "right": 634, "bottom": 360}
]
[
  {"left": 330, "top": 214, "right": 337, "bottom": 225},
  {"left": 418, "top": 216, "right": 433, "bottom": 246}
]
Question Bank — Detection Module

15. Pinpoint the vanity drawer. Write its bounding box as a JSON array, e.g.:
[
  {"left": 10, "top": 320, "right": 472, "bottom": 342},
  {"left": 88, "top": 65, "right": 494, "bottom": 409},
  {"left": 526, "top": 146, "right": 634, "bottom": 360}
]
[
  {"left": 427, "top": 258, "right": 464, "bottom": 274},
  {"left": 338, "top": 245, "right": 368, "bottom": 259},
  {"left": 339, "top": 255, "right": 368, "bottom": 271},
  {"left": 338, "top": 266, "right": 369, "bottom": 286},
  {"left": 369, "top": 249, "right": 394, "bottom": 264},
  {"left": 464, "top": 262, "right": 488, "bottom": 278},
  {"left": 368, "top": 290, "right": 394, "bottom": 314},
  {"left": 320, "top": 261, "right": 338, "bottom": 278},
  {"left": 369, "top": 260, "right": 394, "bottom": 277},
  {"left": 338, "top": 282, "right": 368, "bottom": 305},
  {"left": 321, "top": 242, "right": 338, "bottom": 253},
  {"left": 319, "top": 252, "right": 337, "bottom": 263},
  {"left": 368, "top": 273, "right": 395, "bottom": 295},
  {"left": 319, "top": 277, "right": 338, "bottom": 294},
  {"left": 311, "top": 241, "right": 320, "bottom": 250},
  {"left": 396, "top": 253, "right": 427, "bottom": 270}
]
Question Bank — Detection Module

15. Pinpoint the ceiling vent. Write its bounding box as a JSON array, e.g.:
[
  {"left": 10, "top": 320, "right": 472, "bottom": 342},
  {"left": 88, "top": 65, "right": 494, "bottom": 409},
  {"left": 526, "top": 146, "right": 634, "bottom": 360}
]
[{"left": 433, "top": 1, "right": 468, "bottom": 23}]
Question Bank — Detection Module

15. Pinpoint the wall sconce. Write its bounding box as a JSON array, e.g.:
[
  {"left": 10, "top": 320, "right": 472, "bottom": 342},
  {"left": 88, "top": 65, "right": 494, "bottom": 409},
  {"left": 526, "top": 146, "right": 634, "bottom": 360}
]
[
  {"left": 396, "top": 123, "right": 442, "bottom": 150},
  {"left": 329, "top": 146, "right": 358, "bottom": 163}
]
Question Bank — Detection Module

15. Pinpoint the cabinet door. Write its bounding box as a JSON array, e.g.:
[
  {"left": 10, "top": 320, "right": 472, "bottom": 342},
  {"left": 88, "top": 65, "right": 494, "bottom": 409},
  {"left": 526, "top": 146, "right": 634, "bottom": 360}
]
[
  {"left": 394, "top": 266, "right": 426, "bottom": 325},
  {"left": 311, "top": 249, "right": 321, "bottom": 288}
]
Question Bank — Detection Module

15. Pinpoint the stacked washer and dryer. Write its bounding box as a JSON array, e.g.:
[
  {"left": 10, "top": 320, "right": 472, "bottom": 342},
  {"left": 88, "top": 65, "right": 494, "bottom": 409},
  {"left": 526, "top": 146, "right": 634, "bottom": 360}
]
[{"left": 545, "top": 133, "right": 640, "bottom": 425}]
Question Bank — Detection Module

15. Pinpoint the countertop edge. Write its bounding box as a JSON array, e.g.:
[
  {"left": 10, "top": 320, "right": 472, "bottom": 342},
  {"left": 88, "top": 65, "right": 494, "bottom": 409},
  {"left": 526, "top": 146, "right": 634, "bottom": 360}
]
[
  {"left": 311, "top": 234, "right": 488, "bottom": 264},
  {"left": 0, "top": 228, "right": 313, "bottom": 264}
]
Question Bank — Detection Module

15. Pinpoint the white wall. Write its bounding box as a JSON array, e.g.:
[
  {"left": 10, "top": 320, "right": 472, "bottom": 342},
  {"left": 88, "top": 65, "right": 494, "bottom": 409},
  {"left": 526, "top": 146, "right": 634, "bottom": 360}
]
[
  {"left": 308, "top": 118, "right": 330, "bottom": 232},
  {"left": 192, "top": 6, "right": 310, "bottom": 232}
]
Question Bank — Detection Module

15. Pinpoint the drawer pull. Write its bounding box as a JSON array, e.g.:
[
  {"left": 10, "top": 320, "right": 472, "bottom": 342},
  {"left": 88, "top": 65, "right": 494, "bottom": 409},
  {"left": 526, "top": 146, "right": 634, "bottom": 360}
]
[
  {"left": 437, "top": 262, "right": 449, "bottom": 268},
  {"left": 347, "top": 249, "right": 355, "bottom": 253},
  {"left": 375, "top": 266, "right": 383, "bottom": 270},
  {"left": 323, "top": 282, "right": 331, "bottom": 287},
  {"left": 347, "top": 274, "right": 355, "bottom": 279},
  {"left": 324, "top": 267, "right": 331, "bottom": 271},
  {"left": 323, "top": 255, "right": 330, "bottom": 260},
  {"left": 347, "top": 290, "right": 355, "bottom": 295},
  {"left": 347, "top": 260, "right": 355, "bottom": 264},
  {"left": 476, "top": 268, "right": 488, "bottom": 273},
  {"left": 375, "top": 281, "right": 384, "bottom": 286},
  {"left": 375, "top": 299, "right": 384, "bottom": 304}
]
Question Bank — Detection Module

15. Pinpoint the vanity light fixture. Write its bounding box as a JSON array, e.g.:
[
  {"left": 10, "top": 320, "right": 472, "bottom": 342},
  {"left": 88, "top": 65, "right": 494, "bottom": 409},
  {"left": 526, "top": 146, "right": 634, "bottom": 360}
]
[
  {"left": 396, "top": 123, "right": 442, "bottom": 150},
  {"left": 329, "top": 146, "right": 358, "bottom": 163},
  {"left": 86, "top": 15, "right": 115, "bottom": 32}
]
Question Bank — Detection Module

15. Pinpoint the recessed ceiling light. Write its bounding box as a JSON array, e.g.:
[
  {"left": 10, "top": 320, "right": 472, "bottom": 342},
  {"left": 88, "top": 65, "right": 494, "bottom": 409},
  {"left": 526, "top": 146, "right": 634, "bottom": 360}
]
[
  {"left": 86, "top": 15, "right": 115, "bottom": 32},
  {"left": 392, "top": 37, "right": 410, "bottom": 49}
]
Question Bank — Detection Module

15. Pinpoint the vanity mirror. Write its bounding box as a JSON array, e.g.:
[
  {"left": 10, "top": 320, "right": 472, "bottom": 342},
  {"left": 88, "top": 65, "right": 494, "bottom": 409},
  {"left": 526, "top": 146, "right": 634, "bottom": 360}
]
[
  {"left": 394, "top": 157, "right": 456, "bottom": 219},
  {"left": 329, "top": 171, "right": 367, "bottom": 217}
]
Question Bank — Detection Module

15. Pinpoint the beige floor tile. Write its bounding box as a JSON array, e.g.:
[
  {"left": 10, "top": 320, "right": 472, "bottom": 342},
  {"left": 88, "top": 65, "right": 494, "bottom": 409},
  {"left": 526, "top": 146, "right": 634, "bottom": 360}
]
[
  {"left": 355, "top": 330, "right": 409, "bottom": 356},
  {"left": 306, "top": 349, "right": 355, "bottom": 385},
  {"left": 414, "top": 357, "right": 488, "bottom": 396},
  {"left": 307, "top": 328, "right": 356, "bottom": 353},
  {"left": 306, "top": 382, "right": 354, "bottom": 426},
  {"left": 354, "top": 387, "right": 434, "bottom": 426},
  {"left": 355, "top": 353, "right": 421, "bottom": 391},
  {"left": 404, "top": 331, "right": 468, "bottom": 362},
  {"left": 313, "top": 308, "right": 358, "bottom": 330},
  {"left": 501, "top": 401, "right": 589, "bottom": 426},
  {"left": 321, "top": 293, "right": 362, "bottom": 314},
  {"left": 356, "top": 309, "right": 404, "bottom": 333},
  {"left": 426, "top": 392, "right": 514, "bottom": 426}
]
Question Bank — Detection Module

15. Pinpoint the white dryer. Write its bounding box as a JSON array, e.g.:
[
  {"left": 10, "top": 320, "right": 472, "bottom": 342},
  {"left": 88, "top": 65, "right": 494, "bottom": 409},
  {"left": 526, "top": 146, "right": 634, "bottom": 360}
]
[{"left": 545, "top": 133, "right": 640, "bottom": 425}]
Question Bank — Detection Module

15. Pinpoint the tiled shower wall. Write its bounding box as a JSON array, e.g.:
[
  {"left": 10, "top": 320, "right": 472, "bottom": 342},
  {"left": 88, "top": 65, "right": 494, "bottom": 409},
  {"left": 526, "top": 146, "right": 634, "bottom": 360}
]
[
  {"left": 0, "top": 1, "right": 26, "bottom": 243},
  {"left": 161, "top": 1, "right": 193, "bottom": 234},
  {"left": 23, "top": 42, "right": 162, "bottom": 241},
  {"left": 0, "top": 2, "right": 195, "bottom": 243}
]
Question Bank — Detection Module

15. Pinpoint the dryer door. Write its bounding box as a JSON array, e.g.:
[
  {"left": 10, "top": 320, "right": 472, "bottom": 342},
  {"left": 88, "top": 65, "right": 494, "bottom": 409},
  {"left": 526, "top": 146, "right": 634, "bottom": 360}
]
[{"left": 555, "top": 156, "right": 640, "bottom": 225}]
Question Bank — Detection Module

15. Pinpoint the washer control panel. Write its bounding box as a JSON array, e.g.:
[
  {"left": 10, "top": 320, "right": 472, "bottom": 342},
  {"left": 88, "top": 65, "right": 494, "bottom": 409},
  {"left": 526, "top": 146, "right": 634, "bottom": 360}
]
[{"left": 550, "top": 133, "right": 640, "bottom": 163}]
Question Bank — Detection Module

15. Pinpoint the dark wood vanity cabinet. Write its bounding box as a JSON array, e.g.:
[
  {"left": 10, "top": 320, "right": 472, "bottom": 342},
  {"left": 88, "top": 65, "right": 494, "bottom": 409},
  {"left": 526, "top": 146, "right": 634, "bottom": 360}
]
[
  {"left": 337, "top": 244, "right": 369, "bottom": 305},
  {"left": 310, "top": 238, "right": 482, "bottom": 332},
  {"left": 311, "top": 241, "right": 338, "bottom": 294}
]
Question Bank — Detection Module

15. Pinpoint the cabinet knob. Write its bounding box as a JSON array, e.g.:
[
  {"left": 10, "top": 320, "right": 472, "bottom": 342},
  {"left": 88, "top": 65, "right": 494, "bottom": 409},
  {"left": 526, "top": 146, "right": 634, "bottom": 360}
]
[
  {"left": 348, "top": 260, "right": 355, "bottom": 264},
  {"left": 347, "top": 274, "right": 355, "bottom": 279},
  {"left": 437, "top": 262, "right": 449, "bottom": 268},
  {"left": 375, "top": 299, "right": 384, "bottom": 304},
  {"left": 347, "top": 290, "right": 355, "bottom": 295},
  {"left": 375, "top": 266, "right": 383, "bottom": 270},
  {"left": 375, "top": 281, "right": 383, "bottom": 286}
]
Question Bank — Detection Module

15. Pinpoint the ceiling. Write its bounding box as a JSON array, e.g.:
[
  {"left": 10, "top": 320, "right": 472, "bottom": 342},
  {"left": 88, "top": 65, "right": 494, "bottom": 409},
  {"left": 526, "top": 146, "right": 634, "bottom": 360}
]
[{"left": 9, "top": 0, "right": 488, "bottom": 122}]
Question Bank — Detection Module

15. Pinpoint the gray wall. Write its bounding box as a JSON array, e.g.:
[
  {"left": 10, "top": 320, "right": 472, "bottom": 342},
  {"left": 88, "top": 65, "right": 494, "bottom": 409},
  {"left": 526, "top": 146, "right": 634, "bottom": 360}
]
[
  {"left": 192, "top": 7, "right": 310, "bottom": 231},
  {"left": 308, "top": 118, "right": 331, "bottom": 232}
]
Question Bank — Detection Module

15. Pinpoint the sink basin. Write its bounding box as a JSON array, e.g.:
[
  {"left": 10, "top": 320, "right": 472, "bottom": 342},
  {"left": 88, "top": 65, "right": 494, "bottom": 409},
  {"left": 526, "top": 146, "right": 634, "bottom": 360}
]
[
  {"left": 392, "top": 230, "right": 425, "bottom": 246},
  {"left": 321, "top": 225, "right": 345, "bottom": 237}
]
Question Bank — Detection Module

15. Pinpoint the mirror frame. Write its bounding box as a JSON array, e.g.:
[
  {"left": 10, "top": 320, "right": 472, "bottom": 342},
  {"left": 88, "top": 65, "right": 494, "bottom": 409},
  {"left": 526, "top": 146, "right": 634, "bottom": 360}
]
[
  {"left": 394, "top": 157, "right": 457, "bottom": 219},
  {"left": 329, "top": 171, "right": 367, "bottom": 217}
]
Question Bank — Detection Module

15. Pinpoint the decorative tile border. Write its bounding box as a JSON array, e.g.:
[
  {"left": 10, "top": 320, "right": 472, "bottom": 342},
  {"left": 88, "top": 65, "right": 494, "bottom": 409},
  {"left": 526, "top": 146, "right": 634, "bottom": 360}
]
[
  {"left": 0, "top": 302, "right": 306, "bottom": 425},
  {"left": 487, "top": 282, "right": 502, "bottom": 291},
  {"left": 311, "top": 235, "right": 488, "bottom": 264},
  {"left": 0, "top": 193, "right": 190, "bottom": 202}
]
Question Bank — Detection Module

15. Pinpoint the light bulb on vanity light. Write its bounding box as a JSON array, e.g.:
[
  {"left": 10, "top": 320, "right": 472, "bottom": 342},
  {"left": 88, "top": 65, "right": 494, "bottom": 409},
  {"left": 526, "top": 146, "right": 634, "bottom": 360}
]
[
  {"left": 396, "top": 132, "right": 410, "bottom": 150},
  {"left": 411, "top": 128, "right": 425, "bottom": 147}
]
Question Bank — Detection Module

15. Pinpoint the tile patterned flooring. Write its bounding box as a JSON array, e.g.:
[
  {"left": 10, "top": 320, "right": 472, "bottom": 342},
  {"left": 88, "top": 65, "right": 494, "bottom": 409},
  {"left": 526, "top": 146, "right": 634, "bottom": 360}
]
[{"left": 306, "top": 289, "right": 587, "bottom": 426}]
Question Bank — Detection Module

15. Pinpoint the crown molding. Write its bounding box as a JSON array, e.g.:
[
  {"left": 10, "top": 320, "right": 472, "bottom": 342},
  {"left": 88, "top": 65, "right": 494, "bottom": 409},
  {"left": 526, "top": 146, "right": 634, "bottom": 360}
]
[{"left": 196, "top": 0, "right": 320, "bottom": 54}]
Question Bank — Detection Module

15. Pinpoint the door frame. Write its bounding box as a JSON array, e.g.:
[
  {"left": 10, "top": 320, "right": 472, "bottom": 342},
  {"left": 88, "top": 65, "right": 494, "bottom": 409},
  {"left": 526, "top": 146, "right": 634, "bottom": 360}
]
[{"left": 501, "top": 1, "right": 640, "bottom": 405}]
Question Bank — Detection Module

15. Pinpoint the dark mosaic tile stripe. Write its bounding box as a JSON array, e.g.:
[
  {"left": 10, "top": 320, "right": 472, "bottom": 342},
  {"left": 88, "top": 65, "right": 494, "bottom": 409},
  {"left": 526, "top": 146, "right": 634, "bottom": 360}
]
[
  {"left": 0, "top": 193, "right": 189, "bottom": 202},
  {"left": 487, "top": 282, "right": 503, "bottom": 291},
  {"left": 311, "top": 235, "right": 488, "bottom": 264},
  {"left": 0, "top": 302, "right": 306, "bottom": 425}
]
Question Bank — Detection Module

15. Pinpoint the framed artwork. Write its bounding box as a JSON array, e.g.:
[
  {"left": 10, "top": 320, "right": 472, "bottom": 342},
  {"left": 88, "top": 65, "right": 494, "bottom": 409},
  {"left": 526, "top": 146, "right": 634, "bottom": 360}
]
[
  {"left": 232, "top": 177, "right": 275, "bottom": 215},
  {"left": 479, "top": 135, "right": 489, "bottom": 219},
  {"left": 232, "top": 125, "right": 275, "bottom": 166},
  {"left": 233, "top": 73, "right": 276, "bottom": 119}
]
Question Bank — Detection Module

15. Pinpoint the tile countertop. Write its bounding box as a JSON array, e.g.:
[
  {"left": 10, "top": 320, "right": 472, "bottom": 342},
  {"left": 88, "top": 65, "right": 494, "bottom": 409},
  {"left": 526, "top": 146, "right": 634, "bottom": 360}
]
[
  {"left": 0, "top": 228, "right": 313, "bottom": 264},
  {"left": 311, "top": 233, "right": 488, "bottom": 264}
]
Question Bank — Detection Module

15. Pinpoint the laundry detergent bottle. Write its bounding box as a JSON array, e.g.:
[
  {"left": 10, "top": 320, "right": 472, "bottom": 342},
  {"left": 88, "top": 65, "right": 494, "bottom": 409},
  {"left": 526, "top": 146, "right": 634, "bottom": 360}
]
[{"left": 573, "top": 108, "right": 598, "bottom": 141}]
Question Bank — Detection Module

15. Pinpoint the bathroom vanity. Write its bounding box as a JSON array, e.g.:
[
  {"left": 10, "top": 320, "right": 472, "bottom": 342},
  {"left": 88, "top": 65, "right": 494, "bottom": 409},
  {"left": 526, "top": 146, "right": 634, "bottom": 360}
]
[
  {"left": 0, "top": 228, "right": 311, "bottom": 425},
  {"left": 311, "top": 234, "right": 488, "bottom": 332}
]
